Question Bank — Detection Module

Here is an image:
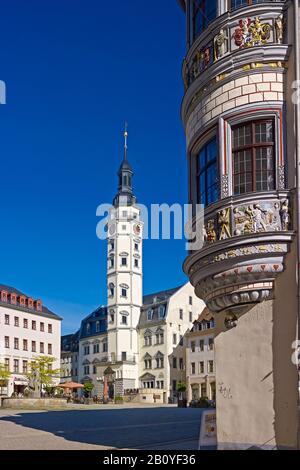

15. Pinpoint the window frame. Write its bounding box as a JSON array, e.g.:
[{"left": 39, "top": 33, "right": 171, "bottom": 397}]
[
  {"left": 230, "top": 0, "right": 275, "bottom": 11},
  {"left": 196, "top": 135, "right": 219, "bottom": 207},
  {"left": 232, "top": 119, "right": 276, "bottom": 195},
  {"left": 190, "top": 0, "right": 218, "bottom": 41}
]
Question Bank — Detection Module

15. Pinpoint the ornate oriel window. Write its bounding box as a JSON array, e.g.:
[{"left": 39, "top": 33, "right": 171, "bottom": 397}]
[
  {"left": 191, "top": 0, "right": 217, "bottom": 40},
  {"left": 197, "top": 136, "right": 218, "bottom": 206},
  {"left": 232, "top": 120, "right": 275, "bottom": 195}
]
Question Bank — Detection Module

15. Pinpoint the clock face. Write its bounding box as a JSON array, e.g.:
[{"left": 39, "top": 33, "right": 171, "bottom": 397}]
[
  {"left": 109, "top": 223, "right": 116, "bottom": 236},
  {"left": 133, "top": 224, "right": 141, "bottom": 236}
]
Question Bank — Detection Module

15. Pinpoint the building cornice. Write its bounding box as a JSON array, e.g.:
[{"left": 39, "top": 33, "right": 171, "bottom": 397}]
[{"left": 0, "top": 300, "right": 62, "bottom": 321}]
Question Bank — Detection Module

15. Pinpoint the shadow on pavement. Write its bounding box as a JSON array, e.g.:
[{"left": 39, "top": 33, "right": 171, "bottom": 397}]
[{"left": 0, "top": 406, "right": 203, "bottom": 450}]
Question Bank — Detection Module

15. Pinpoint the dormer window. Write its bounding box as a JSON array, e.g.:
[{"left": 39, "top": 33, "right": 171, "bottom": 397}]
[
  {"left": 159, "top": 306, "right": 165, "bottom": 319},
  {"left": 1, "top": 291, "right": 8, "bottom": 302},
  {"left": 86, "top": 323, "right": 91, "bottom": 334},
  {"left": 35, "top": 300, "right": 43, "bottom": 311},
  {"left": 96, "top": 321, "right": 100, "bottom": 333},
  {"left": 19, "top": 296, "right": 26, "bottom": 306},
  {"left": 10, "top": 293, "right": 17, "bottom": 305},
  {"left": 147, "top": 309, "right": 153, "bottom": 321}
]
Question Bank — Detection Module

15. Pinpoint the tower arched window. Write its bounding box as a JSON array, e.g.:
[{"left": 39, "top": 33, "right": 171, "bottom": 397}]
[
  {"left": 109, "top": 255, "right": 114, "bottom": 269},
  {"left": 120, "top": 311, "right": 129, "bottom": 325},
  {"left": 109, "top": 309, "right": 115, "bottom": 324},
  {"left": 109, "top": 283, "right": 115, "bottom": 297}
]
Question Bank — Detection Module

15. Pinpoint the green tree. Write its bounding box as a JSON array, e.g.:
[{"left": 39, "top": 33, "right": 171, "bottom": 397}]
[
  {"left": 26, "top": 356, "right": 60, "bottom": 397},
  {"left": 176, "top": 381, "right": 187, "bottom": 404},
  {"left": 0, "top": 363, "right": 10, "bottom": 396},
  {"left": 176, "top": 381, "right": 187, "bottom": 393},
  {"left": 83, "top": 382, "right": 94, "bottom": 398}
]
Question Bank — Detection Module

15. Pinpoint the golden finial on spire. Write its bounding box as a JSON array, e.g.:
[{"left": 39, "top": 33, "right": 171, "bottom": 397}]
[
  {"left": 124, "top": 122, "right": 128, "bottom": 148},
  {"left": 123, "top": 122, "right": 128, "bottom": 160}
]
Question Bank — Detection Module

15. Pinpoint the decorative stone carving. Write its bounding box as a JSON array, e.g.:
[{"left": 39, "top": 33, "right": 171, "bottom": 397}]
[
  {"left": 206, "top": 286, "right": 273, "bottom": 313},
  {"left": 280, "top": 199, "right": 290, "bottom": 231},
  {"left": 233, "top": 202, "right": 281, "bottom": 236},
  {"left": 218, "top": 208, "right": 231, "bottom": 240},
  {"left": 221, "top": 174, "right": 229, "bottom": 198},
  {"left": 189, "top": 243, "right": 288, "bottom": 276},
  {"left": 275, "top": 14, "right": 283, "bottom": 44},
  {"left": 232, "top": 17, "right": 272, "bottom": 49},
  {"left": 205, "top": 219, "right": 217, "bottom": 243},
  {"left": 183, "top": 58, "right": 189, "bottom": 91},
  {"left": 224, "top": 313, "right": 238, "bottom": 330},
  {"left": 278, "top": 165, "right": 286, "bottom": 189},
  {"left": 214, "top": 29, "right": 228, "bottom": 61}
]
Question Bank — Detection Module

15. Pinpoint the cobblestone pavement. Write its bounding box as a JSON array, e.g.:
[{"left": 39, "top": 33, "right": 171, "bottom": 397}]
[{"left": 0, "top": 404, "right": 203, "bottom": 450}]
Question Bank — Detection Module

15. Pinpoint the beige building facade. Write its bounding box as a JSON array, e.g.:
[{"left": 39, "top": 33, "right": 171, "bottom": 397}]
[
  {"left": 186, "top": 309, "right": 215, "bottom": 403},
  {"left": 138, "top": 283, "right": 205, "bottom": 403},
  {"left": 178, "top": 0, "right": 299, "bottom": 449}
]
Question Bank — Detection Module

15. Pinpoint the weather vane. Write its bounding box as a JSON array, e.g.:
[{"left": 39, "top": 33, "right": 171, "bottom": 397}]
[{"left": 124, "top": 122, "right": 128, "bottom": 149}]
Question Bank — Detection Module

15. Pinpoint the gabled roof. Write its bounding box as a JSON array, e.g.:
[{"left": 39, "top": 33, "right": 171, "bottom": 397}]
[
  {"left": 0, "top": 283, "right": 62, "bottom": 320},
  {"left": 142, "top": 285, "right": 183, "bottom": 306}
]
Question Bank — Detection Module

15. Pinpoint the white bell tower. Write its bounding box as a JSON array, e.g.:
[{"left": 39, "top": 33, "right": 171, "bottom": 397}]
[{"left": 106, "top": 125, "right": 143, "bottom": 391}]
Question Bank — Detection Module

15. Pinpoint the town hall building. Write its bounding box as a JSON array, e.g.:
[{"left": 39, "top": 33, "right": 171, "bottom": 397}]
[{"left": 62, "top": 129, "right": 204, "bottom": 402}]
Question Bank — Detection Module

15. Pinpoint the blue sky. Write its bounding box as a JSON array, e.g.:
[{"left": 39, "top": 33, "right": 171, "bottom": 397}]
[{"left": 0, "top": 1, "right": 188, "bottom": 334}]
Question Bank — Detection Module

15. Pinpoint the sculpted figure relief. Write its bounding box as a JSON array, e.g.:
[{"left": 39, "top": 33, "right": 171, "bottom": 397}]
[
  {"left": 205, "top": 219, "right": 217, "bottom": 243},
  {"left": 275, "top": 14, "right": 283, "bottom": 44},
  {"left": 218, "top": 208, "right": 231, "bottom": 240},
  {"left": 214, "top": 29, "right": 228, "bottom": 60},
  {"left": 280, "top": 199, "right": 290, "bottom": 230}
]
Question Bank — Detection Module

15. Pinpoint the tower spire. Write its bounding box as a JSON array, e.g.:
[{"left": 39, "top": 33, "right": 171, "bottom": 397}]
[
  {"left": 112, "top": 122, "right": 136, "bottom": 207},
  {"left": 124, "top": 122, "right": 128, "bottom": 161}
]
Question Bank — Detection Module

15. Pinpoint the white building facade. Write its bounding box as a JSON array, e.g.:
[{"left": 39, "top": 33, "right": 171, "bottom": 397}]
[
  {"left": 138, "top": 283, "right": 205, "bottom": 403},
  {"left": 0, "top": 284, "right": 61, "bottom": 396}
]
